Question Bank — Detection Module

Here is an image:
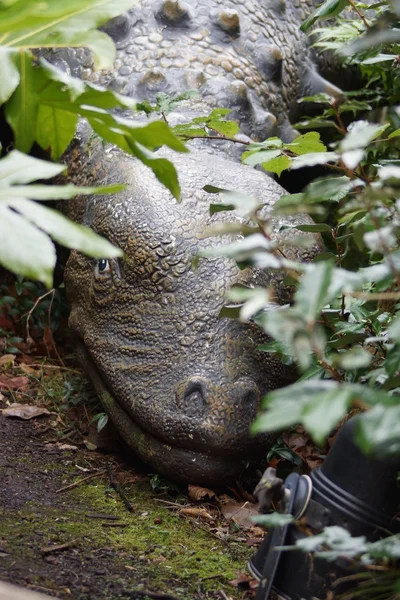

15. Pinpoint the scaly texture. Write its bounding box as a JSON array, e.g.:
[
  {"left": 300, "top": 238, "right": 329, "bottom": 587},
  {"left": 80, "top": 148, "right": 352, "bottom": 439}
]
[
  {"left": 63, "top": 124, "right": 323, "bottom": 484},
  {"left": 45, "top": 0, "right": 341, "bottom": 142}
]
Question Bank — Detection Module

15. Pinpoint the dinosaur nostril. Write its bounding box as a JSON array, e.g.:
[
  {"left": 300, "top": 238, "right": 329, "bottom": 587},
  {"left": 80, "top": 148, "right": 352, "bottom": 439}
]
[
  {"left": 176, "top": 377, "right": 209, "bottom": 417},
  {"left": 183, "top": 380, "right": 207, "bottom": 404},
  {"left": 234, "top": 378, "right": 261, "bottom": 413}
]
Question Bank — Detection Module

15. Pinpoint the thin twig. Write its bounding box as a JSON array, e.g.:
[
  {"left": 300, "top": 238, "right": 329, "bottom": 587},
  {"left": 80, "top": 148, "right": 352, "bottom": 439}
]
[
  {"left": 106, "top": 462, "right": 134, "bottom": 512},
  {"left": 55, "top": 470, "right": 106, "bottom": 493},
  {"left": 40, "top": 539, "right": 79, "bottom": 555},
  {"left": 345, "top": 291, "right": 400, "bottom": 300},
  {"left": 131, "top": 590, "right": 181, "bottom": 600},
  {"left": 181, "top": 133, "right": 250, "bottom": 145},
  {"left": 86, "top": 513, "right": 121, "bottom": 520},
  {"left": 46, "top": 288, "right": 64, "bottom": 366},
  {"left": 348, "top": 0, "right": 370, "bottom": 28},
  {"left": 24, "top": 288, "right": 65, "bottom": 366}
]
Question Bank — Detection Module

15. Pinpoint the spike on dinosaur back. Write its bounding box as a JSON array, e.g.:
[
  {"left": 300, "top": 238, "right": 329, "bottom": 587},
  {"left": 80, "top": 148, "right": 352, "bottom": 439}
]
[
  {"left": 256, "top": 44, "right": 283, "bottom": 83},
  {"left": 156, "top": 0, "right": 192, "bottom": 23},
  {"left": 215, "top": 9, "right": 240, "bottom": 33}
]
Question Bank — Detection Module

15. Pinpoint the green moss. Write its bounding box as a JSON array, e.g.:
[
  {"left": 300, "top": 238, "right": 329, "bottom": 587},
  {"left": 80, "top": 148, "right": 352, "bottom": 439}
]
[{"left": 0, "top": 474, "right": 251, "bottom": 599}]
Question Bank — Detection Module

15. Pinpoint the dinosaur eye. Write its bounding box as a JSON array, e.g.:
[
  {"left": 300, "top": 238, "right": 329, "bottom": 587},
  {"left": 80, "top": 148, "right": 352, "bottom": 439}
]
[{"left": 95, "top": 258, "right": 111, "bottom": 276}]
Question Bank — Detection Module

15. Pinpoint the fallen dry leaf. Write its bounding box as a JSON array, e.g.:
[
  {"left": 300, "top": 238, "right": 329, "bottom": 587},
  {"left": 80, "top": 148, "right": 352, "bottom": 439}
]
[
  {"left": 246, "top": 525, "right": 265, "bottom": 539},
  {"left": 210, "top": 525, "right": 230, "bottom": 542},
  {"left": 0, "top": 354, "right": 16, "bottom": 367},
  {"left": 18, "top": 363, "right": 40, "bottom": 375},
  {"left": 0, "top": 375, "right": 30, "bottom": 391},
  {"left": 1, "top": 403, "right": 54, "bottom": 420},
  {"left": 188, "top": 484, "right": 215, "bottom": 501},
  {"left": 229, "top": 570, "right": 255, "bottom": 588},
  {"left": 221, "top": 501, "right": 260, "bottom": 529},
  {"left": 46, "top": 443, "right": 78, "bottom": 451},
  {"left": 179, "top": 507, "right": 214, "bottom": 521}
]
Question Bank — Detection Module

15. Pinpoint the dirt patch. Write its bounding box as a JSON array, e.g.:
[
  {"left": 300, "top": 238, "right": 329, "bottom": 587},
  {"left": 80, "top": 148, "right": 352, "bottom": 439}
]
[{"left": 0, "top": 404, "right": 257, "bottom": 600}]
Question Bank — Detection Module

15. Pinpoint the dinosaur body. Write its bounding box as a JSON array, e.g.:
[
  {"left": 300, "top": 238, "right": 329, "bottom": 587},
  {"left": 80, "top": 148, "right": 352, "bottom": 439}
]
[{"left": 59, "top": 1, "right": 331, "bottom": 483}]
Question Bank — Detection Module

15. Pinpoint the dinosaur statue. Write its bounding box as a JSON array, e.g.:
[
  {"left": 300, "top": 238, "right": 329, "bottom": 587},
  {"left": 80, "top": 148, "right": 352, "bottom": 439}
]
[
  {"left": 47, "top": 0, "right": 341, "bottom": 143},
  {"left": 57, "top": 0, "right": 336, "bottom": 483}
]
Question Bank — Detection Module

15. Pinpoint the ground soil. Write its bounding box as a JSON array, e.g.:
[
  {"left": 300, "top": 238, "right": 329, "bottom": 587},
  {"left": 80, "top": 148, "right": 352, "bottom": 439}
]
[{"left": 0, "top": 396, "right": 259, "bottom": 600}]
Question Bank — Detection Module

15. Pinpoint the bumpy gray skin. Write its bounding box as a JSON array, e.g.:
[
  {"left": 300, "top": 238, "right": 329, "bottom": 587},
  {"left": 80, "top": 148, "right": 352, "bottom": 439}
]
[
  {"left": 57, "top": 0, "right": 334, "bottom": 484},
  {"left": 47, "top": 0, "right": 341, "bottom": 143},
  {"left": 63, "top": 126, "right": 322, "bottom": 485}
]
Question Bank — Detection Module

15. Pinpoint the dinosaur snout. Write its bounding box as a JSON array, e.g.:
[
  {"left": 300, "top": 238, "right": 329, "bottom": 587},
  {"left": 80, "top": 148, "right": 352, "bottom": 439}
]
[{"left": 174, "top": 375, "right": 262, "bottom": 454}]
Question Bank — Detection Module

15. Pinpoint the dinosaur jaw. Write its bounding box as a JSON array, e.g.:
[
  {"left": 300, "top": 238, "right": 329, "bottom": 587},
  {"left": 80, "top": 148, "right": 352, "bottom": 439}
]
[{"left": 78, "top": 342, "right": 244, "bottom": 484}]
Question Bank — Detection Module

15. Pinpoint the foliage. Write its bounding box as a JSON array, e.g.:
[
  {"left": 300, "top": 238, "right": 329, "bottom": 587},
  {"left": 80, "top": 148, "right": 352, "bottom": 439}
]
[
  {"left": 195, "top": 0, "right": 400, "bottom": 582},
  {"left": 0, "top": 0, "right": 186, "bottom": 286}
]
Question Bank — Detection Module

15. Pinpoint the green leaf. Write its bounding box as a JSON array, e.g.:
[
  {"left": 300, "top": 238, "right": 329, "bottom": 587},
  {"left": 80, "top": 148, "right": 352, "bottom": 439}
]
[
  {"left": 0, "top": 47, "right": 20, "bottom": 103},
  {"left": 261, "top": 154, "right": 292, "bottom": 176},
  {"left": 253, "top": 381, "right": 397, "bottom": 445},
  {"left": 302, "top": 387, "right": 353, "bottom": 445},
  {"left": 337, "top": 347, "right": 372, "bottom": 370},
  {"left": 361, "top": 54, "right": 398, "bottom": 65},
  {"left": 340, "top": 121, "right": 389, "bottom": 152},
  {"left": 356, "top": 405, "right": 400, "bottom": 458},
  {"left": 0, "top": 150, "right": 65, "bottom": 185},
  {"left": 389, "top": 129, "right": 400, "bottom": 139},
  {"left": 38, "top": 29, "right": 116, "bottom": 70},
  {"left": 384, "top": 345, "right": 400, "bottom": 377},
  {"left": 4, "top": 183, "right": 124, "bottom": 200},
  {"left": 290, "top": 152, "right": 339, "bottom": 170},
  {"left": 294, "top": 223, "right": 332, "bottom": 233},
  {"left": 127, "top": 142, "right": 181, "bottom": 201},
  {"left": 35, "top": 104, "right": 78, "bottom": 159},
  {"left": 0, "top": 203, "right": 56, "bottom": 287},
  {"left": 1, "top": 0, "right": 137, "bottom": 67},
  {"left": 300, "top": 0, "right": 349, "bottom": 32},
  {"left": 303, "top": 176, "right": 359, "bottom": 203},
  {"left": 5, "top": 49, "right": 44, "bottom": 153},
  {"left": 389, "top": 314, "right": 400, "bottom": 341},
  {"left": 253, "top": 513, "right": 294, "bottom": 528},
  {"left": 156, "top": 90, "right": 198, "bottom": 114},
  {"left": 209, "top": 191, "right": 261, "bottom": 217},
  {"left": 208, "top": 117, "right": 239, "bottom": 137},
  {"left": 286, "top": 132, "right": 327, "bottom": 155},
  {"left": 295, "top": 262, "right": 333, "bottom": 323},
  {"left": 294, "top": 526, "right": 367, "bottom": 560},
  {"left": 242, "top": 149, "right": 281, "bottom": 167},
  {"left": 8, "top": 197, "right": 123, "bottom": 258},
  {"left": 0, "top": 150, "right": 123, "bottom": 285}
]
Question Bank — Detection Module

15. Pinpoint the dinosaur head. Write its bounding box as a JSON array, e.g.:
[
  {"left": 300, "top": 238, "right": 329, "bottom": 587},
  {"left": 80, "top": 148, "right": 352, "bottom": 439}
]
[{"left": 64, "top": 142, "right": 307, "bottom": 484}]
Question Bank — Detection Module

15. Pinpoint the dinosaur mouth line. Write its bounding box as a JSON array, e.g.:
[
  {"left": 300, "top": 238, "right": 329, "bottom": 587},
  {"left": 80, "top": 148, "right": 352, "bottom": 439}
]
[{"left": 80, "top": 343, "right": 242, "bottom": 482}]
